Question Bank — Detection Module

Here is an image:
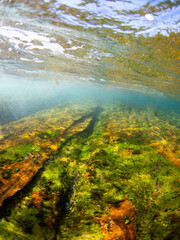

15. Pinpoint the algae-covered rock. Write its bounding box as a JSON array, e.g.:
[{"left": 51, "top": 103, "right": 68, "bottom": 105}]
[
  {"left": 0, "top": 103, "right": 179, "bottom": 240},
  {"left": 0, "top": 103, "right": 98, "bottom": 207}
]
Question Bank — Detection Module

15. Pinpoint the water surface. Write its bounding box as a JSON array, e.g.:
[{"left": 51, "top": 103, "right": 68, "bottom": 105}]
[{"left": 0, "top": 0, "right": 180, "bottom": 108}]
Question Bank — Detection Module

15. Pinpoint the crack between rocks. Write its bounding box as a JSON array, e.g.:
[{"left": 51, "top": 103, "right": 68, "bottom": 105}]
[
  {"left": 0, "top": 105, "right": 103, "bottom": 239},
  {"left": 52, "top": 106, "right": 102, "bottom": 240}
]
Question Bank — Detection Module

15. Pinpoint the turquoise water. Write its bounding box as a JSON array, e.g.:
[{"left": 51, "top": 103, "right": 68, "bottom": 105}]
[
  {"left": 0, "top": 78, "right": 180, "bottom": 124},
  {"left": 0, "top": 0, "right": 179, "bottom": 121},
  {"left": 0, "top": 0, "right": 180, "bottom": 121}
]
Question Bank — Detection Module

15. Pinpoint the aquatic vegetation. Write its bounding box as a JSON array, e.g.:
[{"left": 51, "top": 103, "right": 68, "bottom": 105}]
[
  {"left": 0, "top": 0, "right": 180, "bottom": 238},
  {"left": 37, "top": 129, "right": 59, "bottom": 139},
  {"left": 0, "top": 103, "right": 179, "bottom": 239},
  {"left": 93, "top": 199, "right": 135, "bottom": 240},
  {"left": 0, "top": 104, "right": 98, "bottom": 206}
]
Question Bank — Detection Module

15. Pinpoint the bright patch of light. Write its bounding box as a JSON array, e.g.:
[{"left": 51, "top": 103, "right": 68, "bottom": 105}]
[
  {"left": 0, "top": 26, "right": 65, "bottom": 55},
  {"left": 145, "top": 14, "right": 154, "bottom": 21}
]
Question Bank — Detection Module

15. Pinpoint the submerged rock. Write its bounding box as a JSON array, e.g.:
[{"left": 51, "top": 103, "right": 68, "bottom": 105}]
[
  {"left": 0, "top": 103, "right": 97, "bottom": 206},
  {"left": 0, "top": 103, "right": 179, "bottom": 240}
]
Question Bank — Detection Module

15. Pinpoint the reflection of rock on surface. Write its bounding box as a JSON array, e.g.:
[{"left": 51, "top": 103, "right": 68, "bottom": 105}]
[{"left": 94, "top": 199, "right": 135, "bottom": 240}]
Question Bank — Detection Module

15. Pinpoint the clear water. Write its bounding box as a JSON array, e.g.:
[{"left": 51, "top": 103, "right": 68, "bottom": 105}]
[
  {"left": 0, "top": 1, "right": 180, "bottom": 239},
  {"left": 0, "top": 0, "right": 180, "bottom": 121}
]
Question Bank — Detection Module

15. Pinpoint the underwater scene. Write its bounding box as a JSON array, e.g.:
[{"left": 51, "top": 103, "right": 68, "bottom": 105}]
[{"left": 0, "top": 0, "right": 180, "bottom": 239}]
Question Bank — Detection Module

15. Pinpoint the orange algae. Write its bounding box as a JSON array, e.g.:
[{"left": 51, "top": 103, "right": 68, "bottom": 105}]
[
  {"left": 50, "top": 144, "right": 58, "bottom": 151},
  {"left": 150, "top": 142, "right": 180, "bottom": 167},
  {"left": 94, "top": 199, "right": 135, "bottom": 240},
  {"left": 29, "top": 190, "right": 46, "bottom": 210},
  {"left": 121, "top": 149, "right": 133, "bottom": 157},
  {"left": 84, "top": 171, "right": 90, "bottom": 180}
]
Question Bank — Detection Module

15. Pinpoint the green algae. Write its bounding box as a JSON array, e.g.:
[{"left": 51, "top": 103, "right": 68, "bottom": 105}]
[
  {"left": 37, "top": 129, "right": 58, "bottom": 139},
  {"left": 0, "top": 104, "right": 179, "bottom": 240},
  {"left": 0, "top": 223, "right": 26, "bottom": 240},
  {"left": 0, "top": 144, "right": 41, "bottom": 166},
  {"left": 58, "top": 110, "right": 180, "bottom": 239},
  {"left": 12, "top": 168, "right": 20, "bottom": 174}
]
